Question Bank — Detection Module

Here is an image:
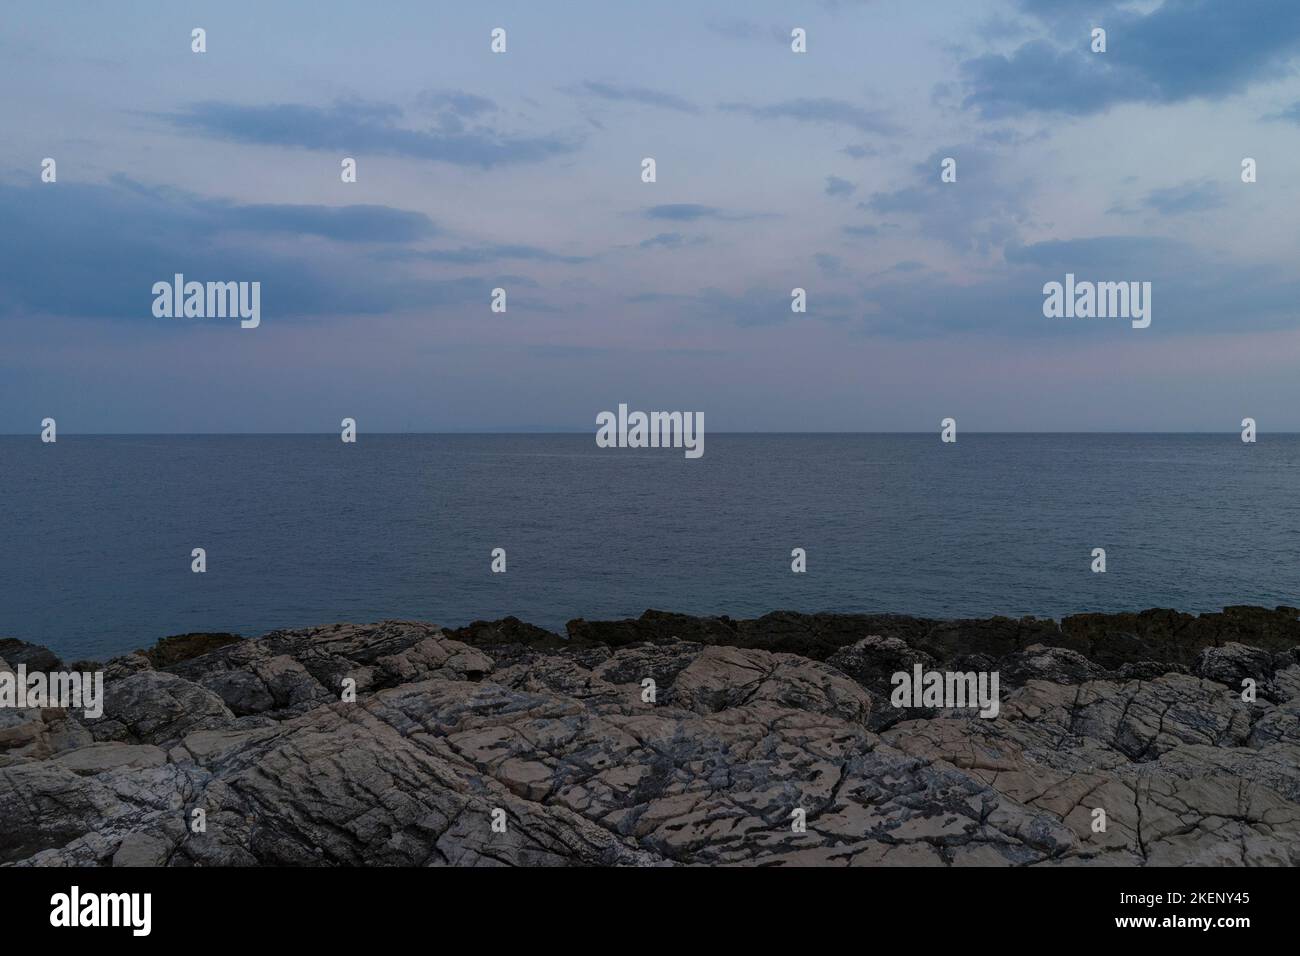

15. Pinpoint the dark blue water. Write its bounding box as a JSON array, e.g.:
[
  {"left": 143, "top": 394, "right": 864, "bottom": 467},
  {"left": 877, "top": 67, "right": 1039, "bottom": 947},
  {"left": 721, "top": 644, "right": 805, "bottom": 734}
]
[{"left": 3, "top": 434, "right": 1298, "bottom": 661}]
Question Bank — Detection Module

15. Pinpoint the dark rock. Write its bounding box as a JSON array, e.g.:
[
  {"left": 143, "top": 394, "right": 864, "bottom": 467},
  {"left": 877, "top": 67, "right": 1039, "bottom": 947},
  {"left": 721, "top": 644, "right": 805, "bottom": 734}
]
[
  {"left": 1000, "top": 644, "right": 1104, "bottom": 686},
  {"left": 0, "top": 638, "right": 62, "bottom": 672},
  {"left": 1194, "top": 642, "right": 1280, "bottom": 701},
  {"left": 448, "top": 616, "right": 569, "bottom": 651},
  {"left": 86, "top": 671, "right": 238, "bottom": 746},
  {"left": 139, "top": 632, "right": 244, "bottom": 668}
]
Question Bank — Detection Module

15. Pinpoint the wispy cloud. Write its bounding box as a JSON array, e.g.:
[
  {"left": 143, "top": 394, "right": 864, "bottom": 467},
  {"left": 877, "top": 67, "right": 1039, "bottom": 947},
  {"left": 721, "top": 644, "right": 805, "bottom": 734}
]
[
  {"left": 571, "top": 81, "right": 699, "bottom": 114},
  {"left": 638, "top": 232, "right": 706, "bottom": 249},
  {"left": 628, "top": 286, "right": 856, "bottom": 327},
  {"left": 719, "top": 97, "right": 897, "bottom": 134},
  {"left": 384, "top": 244, "right": 591, "bottom": 264},
  {"left": 864, "top": 145, "right": 1029, "bottom": 252},
  {"left": 815, "top": 253, "right": 845, "bottom": 276},
  {"left": 1109, "top": 180, "right": 1227, "bottom": 217},
  {"left": 161, "top": 99, "right": 582, "bottom": 168},
  {"left": 415, "top": 89, "right": 498, "bottom": 117},
  {"left": 842, "top": 144, "right": 881, "bottom": 159},
  {"left": 1264, "top": 100, "right": 1300, "bottom": 123},
  {"left": 643, "top": 204, "right": 760, "bottom": 222}
]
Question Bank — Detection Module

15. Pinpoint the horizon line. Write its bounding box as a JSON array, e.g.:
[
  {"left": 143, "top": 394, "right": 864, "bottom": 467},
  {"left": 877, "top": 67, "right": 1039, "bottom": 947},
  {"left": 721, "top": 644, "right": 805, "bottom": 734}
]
[{"left": 2, "top": 430, "right": 1291, "bottom": 437}]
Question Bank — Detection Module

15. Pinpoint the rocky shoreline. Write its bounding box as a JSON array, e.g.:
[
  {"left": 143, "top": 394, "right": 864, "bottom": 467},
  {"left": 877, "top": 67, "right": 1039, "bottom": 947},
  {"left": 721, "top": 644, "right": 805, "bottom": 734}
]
[{"left": 3, "top": 605, "right": 1300, "bottom": 866}]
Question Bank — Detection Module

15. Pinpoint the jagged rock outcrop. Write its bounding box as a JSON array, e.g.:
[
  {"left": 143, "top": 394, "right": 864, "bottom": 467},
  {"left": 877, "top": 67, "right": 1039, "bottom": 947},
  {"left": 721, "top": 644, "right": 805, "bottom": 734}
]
[{"left": 2, "top": 608, "right": 1299, "bottom": 866}]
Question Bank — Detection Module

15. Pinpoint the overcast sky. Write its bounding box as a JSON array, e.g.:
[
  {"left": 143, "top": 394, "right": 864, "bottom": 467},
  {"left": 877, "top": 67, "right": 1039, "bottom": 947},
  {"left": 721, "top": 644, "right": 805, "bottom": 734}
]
[{"left": 4, "top": 0, "right": 1300, "bottom": 432}]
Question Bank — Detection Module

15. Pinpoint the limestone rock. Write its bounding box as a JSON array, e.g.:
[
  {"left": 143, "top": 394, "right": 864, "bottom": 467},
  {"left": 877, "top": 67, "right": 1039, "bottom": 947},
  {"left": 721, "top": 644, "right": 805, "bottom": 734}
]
[{"left": 4, "top": 608, "right": 1299, "bottom": 867}]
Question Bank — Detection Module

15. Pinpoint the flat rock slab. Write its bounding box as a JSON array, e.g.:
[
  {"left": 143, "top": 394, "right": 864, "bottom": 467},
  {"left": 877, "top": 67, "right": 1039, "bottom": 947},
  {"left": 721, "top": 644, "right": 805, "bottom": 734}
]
[{"left": 52, "top": 743, "right": 168, "bottom": 775}]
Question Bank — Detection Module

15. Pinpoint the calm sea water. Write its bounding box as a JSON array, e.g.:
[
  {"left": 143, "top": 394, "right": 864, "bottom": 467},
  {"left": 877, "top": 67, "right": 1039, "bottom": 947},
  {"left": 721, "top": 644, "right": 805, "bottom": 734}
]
[{"left": 3, "top": 434, "right": 1298, "bottom": 661}]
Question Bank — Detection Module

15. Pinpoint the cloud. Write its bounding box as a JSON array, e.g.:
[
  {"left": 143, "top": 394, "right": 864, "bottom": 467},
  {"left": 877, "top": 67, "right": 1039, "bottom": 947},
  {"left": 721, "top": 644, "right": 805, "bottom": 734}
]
[
  {"left": 628, "top": 286, "right": 857, "bottom": 327},
  {"left": 815, "top": 253, "right": 845, "bottom": 276},
  {"left": 572, "top": 81, "right": 699, "bottom": 114},
  {"left": 719, "top": 97, "right": 897, "bottom": 134},
  {"left": 858, "top": 234, "right": 1300, "bottom": 339},
  {"left": 217, "top": 203, "right": 437, "bottom": 242},
  {"left": 842, "top": 144, "right": 880, "bottom": 159},
  {"left": 961, "top": 0, "right": 1300, "bottom": 117},
  {"left": 645, "top": 204, "right": 718, "bottom": 221},
  {"left": 864, "top": 146, "right": 1029, "bottom": 252},
  {"left": 0, "top": 179, "right": 508, "bottom": 323},
  {"left": 1012, "top": 0, "right": 1127, "bottom": 20},
  {"left": 161, "top": 99, "right": 581, "bottom": 168},
  {"left": 825, "top": 175, "right": 856, "bottom": 197},
  {"left": 638, "top": 232, "right": 706, "bottom": 250},
  {"left": 1264, "top": 100, "right": 1300, "bottom": 123},
  {"left": 1109, "top": 180, "right": 1227, "bottom": 217},
  {"left": 107, "top": 176, "right": 437, "bottom": 243},
  {"left": 960, "top": 41, "right": 1142, "bottom": 118},
  {"left": 383, "top": 244, "right": 590, "bottom": 264},
  {"left": 643, "top": 204, "right": 760, "bottom": 223},
  {"left": 416, "top": 89, "right": 498, "bottom": 117},
  {"left": 1003, "top": 235, "right": 1184, "bottom": 271}
]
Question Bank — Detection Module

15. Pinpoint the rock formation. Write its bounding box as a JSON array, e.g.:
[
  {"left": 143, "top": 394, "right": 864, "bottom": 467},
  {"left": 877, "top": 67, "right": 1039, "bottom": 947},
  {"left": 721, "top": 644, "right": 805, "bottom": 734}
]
[{"left": 2, "top": 606, "right": 1299, "bottom": 866}]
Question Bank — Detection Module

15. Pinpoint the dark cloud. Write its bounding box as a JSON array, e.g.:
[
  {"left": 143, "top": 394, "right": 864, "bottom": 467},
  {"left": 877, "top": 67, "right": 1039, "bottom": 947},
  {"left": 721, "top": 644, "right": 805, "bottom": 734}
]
[
  {"left": 645, "top": 204, "right": 718, "bottom": 221},
  {"left": 961, "top": 0, "right": 1300, "bottom": 117},
  {"left": 0, "top": 179, "right": 507, "bottom": 322},
  {"left": 162, "top": 99, "right": 581, "bottom": 168},
  {"left": 220, "top": 203, "right": 436, "bottom": 242},
  {"left": 961, "top": 41, "right": 1140, "bottom": 118},
  {"left": 825, "top": 175, "right": 856, "bottom": 197},
  {"left": 107, "top": 176, "right": 437, "bottom": 243},
  {"left": 841, "top": 144, "right": 880, "bottom": 159}
]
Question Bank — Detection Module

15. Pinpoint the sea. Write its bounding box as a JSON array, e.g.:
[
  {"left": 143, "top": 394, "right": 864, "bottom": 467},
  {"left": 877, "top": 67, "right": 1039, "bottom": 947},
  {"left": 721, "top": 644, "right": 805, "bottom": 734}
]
[{"left": 3, "top": 433, "right": 1297, "bottom": 661}]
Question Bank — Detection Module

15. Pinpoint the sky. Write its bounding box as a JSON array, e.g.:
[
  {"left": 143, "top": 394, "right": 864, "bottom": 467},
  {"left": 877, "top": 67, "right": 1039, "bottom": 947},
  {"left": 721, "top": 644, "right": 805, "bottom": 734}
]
[{"left": 4, "top": 0, "right": 1300, "bottom": 432}]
